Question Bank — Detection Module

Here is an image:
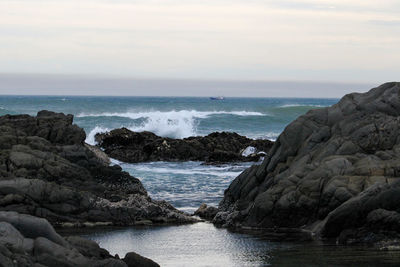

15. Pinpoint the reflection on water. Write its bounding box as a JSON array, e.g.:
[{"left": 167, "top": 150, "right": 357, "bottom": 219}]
[
  {"left": 64, "top": 223, "right": 279, "bottom": 267},
  {"left": 269, "top": 243, "right": 400, "bottom": 267},
  {"left": 60, "top": 223, "right": 400, "bottom": 267}
]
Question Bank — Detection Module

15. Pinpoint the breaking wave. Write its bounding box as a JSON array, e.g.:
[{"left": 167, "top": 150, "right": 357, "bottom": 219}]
[{"left": 80, "top": 110, "right": 267, "bottom": 140}]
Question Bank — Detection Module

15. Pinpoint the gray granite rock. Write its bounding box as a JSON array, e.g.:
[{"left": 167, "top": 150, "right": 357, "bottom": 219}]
[
  {"left": 0, "top": 111, "right": 196, "bottom": 226},
  {"left": 0, "top": 211, "right": 158, "bottom": 267},
  {"left": 214, "top": 82, "right": 400, "bottom": 244}
]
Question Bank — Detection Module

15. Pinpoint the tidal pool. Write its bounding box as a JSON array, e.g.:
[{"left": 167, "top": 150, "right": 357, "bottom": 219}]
[{"left": 60, "top": 223, "right": 400, "bottom": 267}]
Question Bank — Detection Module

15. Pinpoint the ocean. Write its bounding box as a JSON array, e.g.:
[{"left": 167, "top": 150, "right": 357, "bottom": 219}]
[
  {"left": 8, "top": 95, "right": 398, "bottom": 266},
  {"left": 0, "top": 95, "right": 338, "bottom": 212}
]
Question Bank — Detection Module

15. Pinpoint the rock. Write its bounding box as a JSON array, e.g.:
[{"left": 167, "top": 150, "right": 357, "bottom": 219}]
[
  {"left": 84, "top": 143, "right": 111, "bottom": 166},
  {"left": 0, "top": 111, "right": 197, "bottom": 226},
  {"left": 0, "top": 222, "right": 25, "bottom": 252},
  {"left": 0, "top": 211, "right": 160, "bottom": 267},
  {"left": 95, "top": 129, "right": 273, "bottom": 163},
  {"left": 194, "top": 203, "right": 218, "bottom": 220},
  {"left": 64, "top": 236, "right": 111, "bottom": 259},
  {"left": 123, "top": 252, "right": 160, "bottom": 267},
  {"left": 0, "top": 211, "right": 67, "bottom": 246},
  {"left": 214, "top": 82, "right": 400, "bottom": 244}
]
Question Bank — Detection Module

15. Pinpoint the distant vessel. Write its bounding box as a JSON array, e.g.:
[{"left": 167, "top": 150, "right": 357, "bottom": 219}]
[{"left": 210, "top": 96, "right": 225, "bottom": 100}]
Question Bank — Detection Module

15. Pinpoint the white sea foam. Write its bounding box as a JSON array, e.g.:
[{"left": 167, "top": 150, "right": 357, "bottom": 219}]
[
  {"left": 132, "top": 165, "right": 241, "bottom": 178},
  {"left": 78, "top": 110, "right": 267, "bottom": 139},
  {"left": 86, "top": 126, "right": 109, "bottom": 145},
  {"left": 128, "top": 112, "right": 198, "bottom": 138},
  {"left": 242, "top": 146, "right": 256, "bottom": 157}
]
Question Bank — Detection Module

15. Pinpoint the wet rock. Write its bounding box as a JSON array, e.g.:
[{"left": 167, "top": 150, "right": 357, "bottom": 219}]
[
  {"left": 123, "top": 252, "right": 160, "bottom": 267},
  {"left": 214, "top": 82, "right": 400, "bottom": 244},
  {"left": 0, "top": 111, "right": 196, "bottom": 226},
  {"left": 95, "top": 129, "right": 273, "bottom": 163},
  {"left": 194, "top": 203, "right": 218, "bottom": 220},
  {"left": 0, "top": 211, "right": 158, "bottom": 267}
]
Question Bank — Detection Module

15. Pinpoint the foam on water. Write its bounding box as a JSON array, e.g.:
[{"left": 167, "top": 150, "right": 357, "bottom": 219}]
[
  {"left": 118, "top": 160, "right": 254, "bottom": 212},
  {"left": 86, "top": 126, "right": 110, "bottom": 145},
  {"left": 79, "top": 110, "right": 268, "bottom": 139}
]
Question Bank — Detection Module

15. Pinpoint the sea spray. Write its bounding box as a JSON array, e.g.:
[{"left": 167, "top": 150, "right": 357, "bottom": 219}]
[{"left": 80, "top": 110, "right": 268, "bottom": 139}]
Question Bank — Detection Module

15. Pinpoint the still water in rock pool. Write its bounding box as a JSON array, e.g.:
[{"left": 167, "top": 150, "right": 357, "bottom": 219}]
[{"left": 71, "top": 160, "right": 400, "bottom": 267}]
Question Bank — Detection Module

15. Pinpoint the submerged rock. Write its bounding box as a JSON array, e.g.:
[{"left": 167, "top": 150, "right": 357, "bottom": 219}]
[
  {"left": 95, "top": 130, "right": 273, "bottom": 163},
  {"left": 214, "top": 82, "right": 400, "bottom": 244},
  {"left": 0, "top": 211, "right": 159, "bottom": 267},
  {"left": 0, "top": 111, "right": 196, "bottom": 226}
]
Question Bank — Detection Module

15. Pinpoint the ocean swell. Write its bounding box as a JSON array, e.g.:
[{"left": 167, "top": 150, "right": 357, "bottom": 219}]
[
  {"left": 81, "top": 110, "right": 268, "bottom": 141},
  {"left": 77, "top": 110, "right": 266, "bottom": 119}
]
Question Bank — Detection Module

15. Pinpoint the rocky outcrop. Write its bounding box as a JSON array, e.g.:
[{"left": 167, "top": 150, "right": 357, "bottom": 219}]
[
  {"left": 95, "top": 130, "right": 273, "bottom": 163},
  {"left": 0, "top": 211, "right": 160, "bottom": 267},
  {"left": 194, "top": 203, "right": 218, "bottom": 220},
  {"left": 214, "top": 82, "right": 400, "bottom": 244},
  {"left": 0, "top": 111, "right": 196, "bottom": 226}
]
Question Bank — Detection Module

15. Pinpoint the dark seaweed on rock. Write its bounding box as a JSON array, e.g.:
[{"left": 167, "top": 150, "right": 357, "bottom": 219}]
[
  {"left": 214, "top": 82, "right": 400, "bottom": 245},
  {"left": 0, "top": 111, "right": 196, "bottom": 226},
  {"left": 95, "top": 130, "right": 273, "bottom": 163}
]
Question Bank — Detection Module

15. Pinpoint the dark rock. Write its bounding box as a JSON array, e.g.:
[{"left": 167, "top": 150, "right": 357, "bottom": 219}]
[
  {"left": 0, "top": 211, "right": 67, "bottom": 246},
  {"left": 95, "top": 129, "right": 273, "bottom": 163},
  {"left": 214, "top": 82, "right": 400, "bottom": 244},
  {"left": 0, "top": 211, "right": 160, "bottom": 267},
  {"left": 123, "top": 252, "right": 160, "bottom": 267},
  {"left": 0, "top": 111, "right": 197, "bottom": 226},
  {"left": 194, "top": 203, "right": 218, "bottom": 220}
]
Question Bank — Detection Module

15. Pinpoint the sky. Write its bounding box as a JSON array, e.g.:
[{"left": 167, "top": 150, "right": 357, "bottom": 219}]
[{"left": 0, "top": 0, "right": 399, "bottom": 96}]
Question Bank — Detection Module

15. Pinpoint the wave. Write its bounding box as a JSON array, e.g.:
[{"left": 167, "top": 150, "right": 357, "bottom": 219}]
[
  {"left": 80, "top": 110, "right": 267, "bottom": 139},
  {"left": 279, "top": 104, "right": 326, "bottom": 108},
  {"left": 86, "top": 126, "right": 109, "bottom": 145},
  {"left": 77, "top": 110, "right": 266, "bottom": 119},
  {"left": 127, "top": 165, "right": 242, "bottom": 178}
]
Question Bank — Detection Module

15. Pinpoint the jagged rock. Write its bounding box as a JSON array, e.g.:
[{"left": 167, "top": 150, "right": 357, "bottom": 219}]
[
  {"left": 0, "top": 111, "right": 196, "bottom": 226},
  {"left": 214, "top": 82, "right": 400, "bottom": 244},
  {"left": 95, "top": 130, "right": 273, "bottom": 163},
  {"left": 194, "top": 203, "right": 218, "bottom": 220},
  {"left": 0, "top": 211, "right": 159, "bottom": 267}
]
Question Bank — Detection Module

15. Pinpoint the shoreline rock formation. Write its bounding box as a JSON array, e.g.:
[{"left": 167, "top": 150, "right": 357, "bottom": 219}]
[
  {"left": 95, "top": 129, "right": 273, "bottom": 164},
  {"left": 213, "top": 82, "right": 400, "bottom": 245},
  {"left": 0, "top": 110, "right": 196, "bottom": 227},
  {"left": 0, "top": 211, "right": 160, "bottom": 267}
]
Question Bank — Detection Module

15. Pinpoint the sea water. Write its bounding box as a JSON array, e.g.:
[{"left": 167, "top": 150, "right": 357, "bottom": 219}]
[
  {"left": 5, "top": 96, "right": 399, "bottom": 266},
  {"left": 0, "top": 96, "right": 337, "bottom": 212}
]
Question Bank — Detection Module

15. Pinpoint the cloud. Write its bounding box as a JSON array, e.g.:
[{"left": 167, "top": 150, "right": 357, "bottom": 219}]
[{"left": 0, "top": 0, "right": 399, "bottom": 83}]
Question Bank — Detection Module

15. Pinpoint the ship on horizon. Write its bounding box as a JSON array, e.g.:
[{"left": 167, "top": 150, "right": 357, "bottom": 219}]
[{"left": 210, "top": 96, "right": 225, "bottom": 100}]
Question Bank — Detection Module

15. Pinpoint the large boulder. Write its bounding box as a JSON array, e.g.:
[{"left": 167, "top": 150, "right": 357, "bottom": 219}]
[
  {"left": 0, "top": 111, "right": 196, "bottom": 226},
  {"left": 123, "top": 252, "right": 160, "bottom": 267},
  {"left": 95, "top": 129, "right": 273, "bottom": 163},
  {"left": 0, "top": 211, "right": 159, "bottom": 267},
  {"left": 214, "top": 82, "right": 400, "bottom": 243}
]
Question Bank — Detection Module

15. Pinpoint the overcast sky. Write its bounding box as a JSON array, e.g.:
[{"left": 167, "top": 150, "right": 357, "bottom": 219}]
[{"left": 0, "top": 0, "right": 398, "bottom": 96}]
